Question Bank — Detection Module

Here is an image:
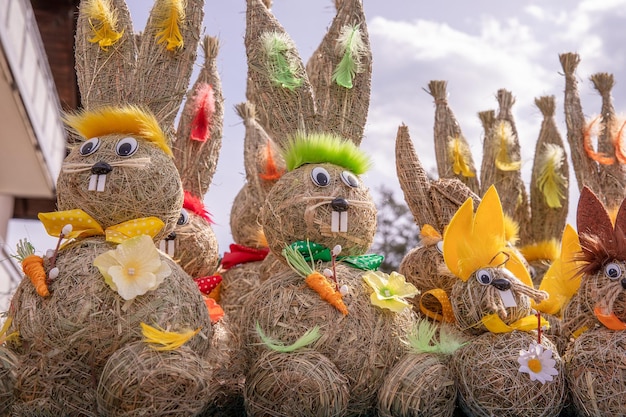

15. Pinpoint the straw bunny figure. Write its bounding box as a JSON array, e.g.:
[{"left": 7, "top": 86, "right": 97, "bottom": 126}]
[
  {"left": 6, "top": 1, "right": 215, "bottom": 415},
  {"left": 441, "top": 186, "right": 567, "bottom": 417},
  {"left": 563, "top": 187, "right": 626, "bottom": 416},
  {"left": 236, "top": 1, "right": 434, "bottom": 416}
]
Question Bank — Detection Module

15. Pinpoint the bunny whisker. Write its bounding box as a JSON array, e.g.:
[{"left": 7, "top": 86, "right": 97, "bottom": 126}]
[{"left": 62, "top": 157, "right": 152, "bottom": 173}]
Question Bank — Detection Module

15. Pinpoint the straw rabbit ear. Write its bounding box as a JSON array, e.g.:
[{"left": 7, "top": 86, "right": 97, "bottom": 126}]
[
  {"left": 577, "top": 186, "right": 613, "bottom": 241},
  {"left": 427, "top": 80, "right": 480, "bottom": 194},
  {"left": 235, "top": 102, "right": 286, "bottom": 200},
  {"left": 306, "top": 0, "right": 372, "bottom": 146},
  {"left": 529, "top": 95, "right": 569, "bottom": 242},
  {"left": 174, "top": 36, "right": 224, "bottom": 198},
  {"left": 134, "top": 0, "right": 204, "bottom": 130},
  {"left": 75, "top": 0, "right": 137, "bottom": 108},
  {"left": 395, "top": 124, "right": 439, "bottom": 230},
  {"left": 245, "top": 0, "right": 316, "bottom": 149}
]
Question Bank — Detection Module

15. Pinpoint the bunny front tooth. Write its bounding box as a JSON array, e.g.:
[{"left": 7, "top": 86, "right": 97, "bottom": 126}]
[
  {"left": 331, "top": 211, "right": 349, "bottom": 233},
  {"left": 87, "top": 174, "right": 107, "bottom": 191},
  {"left": 498, "top": 289, "right": 517, "bottom": 308}
]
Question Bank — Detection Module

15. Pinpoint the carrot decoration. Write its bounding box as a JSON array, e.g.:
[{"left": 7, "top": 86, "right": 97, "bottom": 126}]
[
  {"left": 283, "top": 244, "right": 348, "bottom": 315},
  {"left": 13, "top": 239, "right": 49, "bottom": 297}
]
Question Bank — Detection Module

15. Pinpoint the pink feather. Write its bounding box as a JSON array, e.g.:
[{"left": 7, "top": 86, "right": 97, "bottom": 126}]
[{"left": 190, "top": 83, "right": 215, "bottom": 142}]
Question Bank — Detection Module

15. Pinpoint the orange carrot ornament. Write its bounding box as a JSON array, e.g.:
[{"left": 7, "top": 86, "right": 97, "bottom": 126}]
[
  {"left": 13, "top": 239, "right": 49, "bottom": 297},
  {"left": 283, "top": 244, "right": 348, "bottom": 315}
]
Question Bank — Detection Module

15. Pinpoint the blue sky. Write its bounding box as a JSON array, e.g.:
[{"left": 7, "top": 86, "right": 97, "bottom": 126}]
[{"left": 6, "top": 0, "right": 626, "bottom": 295}]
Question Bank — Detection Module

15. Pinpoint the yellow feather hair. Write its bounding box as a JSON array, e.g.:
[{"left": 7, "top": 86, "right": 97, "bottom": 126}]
[
  {"left": 447, "top": 137, "right": 475, "bottom": 178},
  {"left": 154, "top": 0, "right": 185, "bottom": 51},
  {"left": 503, "top": 214, "right": 519, "bottom": 245},
  {"left": 535, "top": 225, "right": 583, "bottom": 316},
  {"left": 63, "top": 105, "right": 173, "bottom": 157},
  {"left": 535, "top": 143, "right": 567, "bottom": 208},
  {"left": 519, "top": 239, "right": 560, "bottom": 262},
  {"left": 140, "top": 322, "right": 200, "bottom": 351},
  {"left": 84, "top": 0, "right": 124, "bottom": 51},
  {"left": 495, "top": 120, "right": 522, "bottom": 171},
  {"left": 442, "top": 185, "right": 531, "bottom": 286}
]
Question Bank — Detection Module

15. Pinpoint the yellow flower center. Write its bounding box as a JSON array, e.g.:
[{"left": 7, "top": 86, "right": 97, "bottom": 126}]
[
  {"left": 127, "top": 267, "right": 136, "bottom": 276},
  {"left": 382, "top": 288, "right": 392, "bottom": 297},
  {"left": 527, "top": 358, "right": 542, "bottom": 373}
]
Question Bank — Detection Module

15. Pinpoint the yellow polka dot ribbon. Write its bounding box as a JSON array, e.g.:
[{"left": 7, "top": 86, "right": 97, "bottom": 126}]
[
  {"left": 481, "top": 313, "right": 550, "bottom": 334},
  {"left": 38, "top": 209, "right": 164, "bottom": 244},
  {"left": 419, "top": 288, "right": 455, "bottom": 323}
]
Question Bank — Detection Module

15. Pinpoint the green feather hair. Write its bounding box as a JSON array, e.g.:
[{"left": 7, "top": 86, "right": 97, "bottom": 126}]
[
  {"left": 255, "top": 322, "right": 321, "bottom": 353},
  {"left": 283, "top": 132, "right": 372, "bottom": 174},
  {"left": 405, "top": 319, "right": 465, "bottom": 355},
  {"left": 261, "top": 31, "right": 303, "bottom": 91},
  {"left": 332, "top": 24, "right": 366, "bottom": 89}
]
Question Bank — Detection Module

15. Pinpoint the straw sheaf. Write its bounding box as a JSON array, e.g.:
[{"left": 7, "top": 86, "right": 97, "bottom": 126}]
[
  {"left": 452, "top": 331, "right": 566, "bottom": 417},
  {"left": 56, "top": 137, "right": 184, "bottom": 240},
  {"left": 75, "top": 0, "right": 136, "bottom": 109},
  {"left": 0, "top": 346, "right": 16, "bottom": 416},
  {"left": 559, "top": 53, "right": 603, "bottom": 198},
  {"left": 427, "top": 81, "right": 480, "bottom": 194},
  {"left": 590, "top": 72, "right": 626, "bottom": 208},
  {"left": 305, "top": 0, "right": 372, "bottom": 146},
  {"left": 8, "top": 237, "right": 212, "bottom": 376},
  {"left": 450, "top": 274, "right": 534, "bottom": 335},
  {"left": 529, "top": 96, "right": 569, "bottom": 242},
  {"left": 493, "top": 89, "right": 532, "bottom": 244},
  {"left": 174, "top": 36, "right": 224, "bottom": 199},
  {"left": 245, "top": 349, "right": 350, "bottom": 417},
  {"left": 97, "top": 341, "right": 214, "bottom": 416},
  {"left": 245, "top": 0, "right": 317, "bottom": 148},
  {"left": 565, "top": 328, "right": 626, "bottom": 417},
  {"left": 242, "top": 263, "right": 416, "bottom": 416},
  {"left": 169, "top": 212, "right": 220, "bottom": 278},
  {"left": 229, "top": 187, "right": 266, "bottom": 248},
  {"left": 260, "top": 164, "right": 377, "bottom": 259},
  {"left": 429, "top": 178, "right": 480, "bottom": 228},
  {"left": 377, "top": 352, "right": 457, "bottom": 417}
]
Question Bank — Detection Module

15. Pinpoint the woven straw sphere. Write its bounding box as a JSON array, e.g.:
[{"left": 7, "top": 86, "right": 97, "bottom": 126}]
[
  {"left": 245, "top": 349, "right": 350, "bottom": 417},
  {"left": 451, "top": 272, "right": 534, "bottom": 335},
  {"left": 242, "top": 263, "right": 416, "bottom": 416},
  {"left": 260, "top": 163, "right": 377, "bottom": 260},
  {"left": 57, "top": 135, "right": 184, "bottom": 241},
  {"left": 565, "top": 328, "right": 626, "bottom": 416},
  {"left": 377, "top": 352, "right": 457, "bottom": 417},
  {"left": 0, "top": 346, "right": 17, "bottom": 416},
  {"left": 452, "top": 331, "right": 566, "bottom": 417},
  {"left": 8, "top": 237, "right": 212, "bottom": 415},
  {"left": 97, "top": 341, "right": 214, "bottom": 416},
  {"left": 169, "top": 210, "right": 220, "bottom": 278}
]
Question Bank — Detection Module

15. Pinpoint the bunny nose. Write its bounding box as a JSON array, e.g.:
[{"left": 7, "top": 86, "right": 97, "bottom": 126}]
[
  {"left": 621, "top": 278, "right": 626, "bottom": 290},
  {"left": 491, "top": 278, "right": 511, "bottom": 291},
  {"left": 166, "top": 232, "right": 176, "bottom": 241},
  {"left": 331, "top": 197, "right": 349, "bottom": 212},
  {"left": 91, "top": 161, "right": 112, "bottom": 175}
]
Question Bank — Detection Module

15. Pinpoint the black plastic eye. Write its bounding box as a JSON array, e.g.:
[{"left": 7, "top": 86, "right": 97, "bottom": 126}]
[
  {"left": 604, "top": 262, "right": 622, "bottom": 280},
  {"left": 475, "top": 269, "right": 493, "bottom": 285},
  {"left": 177, "top": 209, "right": 190, "bottom": 226},
  {"left": 311, "top": 166, "right": 331, "bottom": 187},
  {"left": 79, "top": 138, "right": 100, "bottom": 156},
  {"left": 340, "top": 171, "right": 359, "bottom": 188},
  {"left": 116, "top": 137, "right": 139, "bottom": 157}
]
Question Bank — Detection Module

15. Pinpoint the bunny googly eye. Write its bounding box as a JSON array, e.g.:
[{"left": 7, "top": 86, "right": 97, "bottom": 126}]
[
  {"left": 604, "top": 262, "right": 622, "bottom": 280},
  {"left": 340, "top": 171, "right": 359, "bottom": 188},
  {"left": 116, "top": 137, "right": 139, "bottom": 157},
  {"left": 475, "top": 269, "right": 493, "bottom": 285},
  {"left": 311, "top": 166, "right": 331, "bottom": 187},
  {"left": 435, "top": 240, "right": 444, "bottom": 254},
  {"left": 79, "top": 138, "right": 101, "bottom": 156},
  {"left": 177, "top": 209, "right": 190, "bottom": 226}
]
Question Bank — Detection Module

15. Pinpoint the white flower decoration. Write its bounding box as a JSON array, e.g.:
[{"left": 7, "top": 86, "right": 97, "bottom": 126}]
[
  {"left": 517, "top": 342, "right": 558, "bottom": 384},
  {"left": 94, "top": 235, "right": 171, "bottom": 300}
]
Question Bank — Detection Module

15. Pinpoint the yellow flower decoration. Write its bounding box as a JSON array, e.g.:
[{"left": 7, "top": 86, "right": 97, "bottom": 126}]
[
  {"left": 363, "top": 271, "right": 419, "bottom": 312},
  {"left": 94, "top": 235, "right": 171, "bottom": 300}
]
